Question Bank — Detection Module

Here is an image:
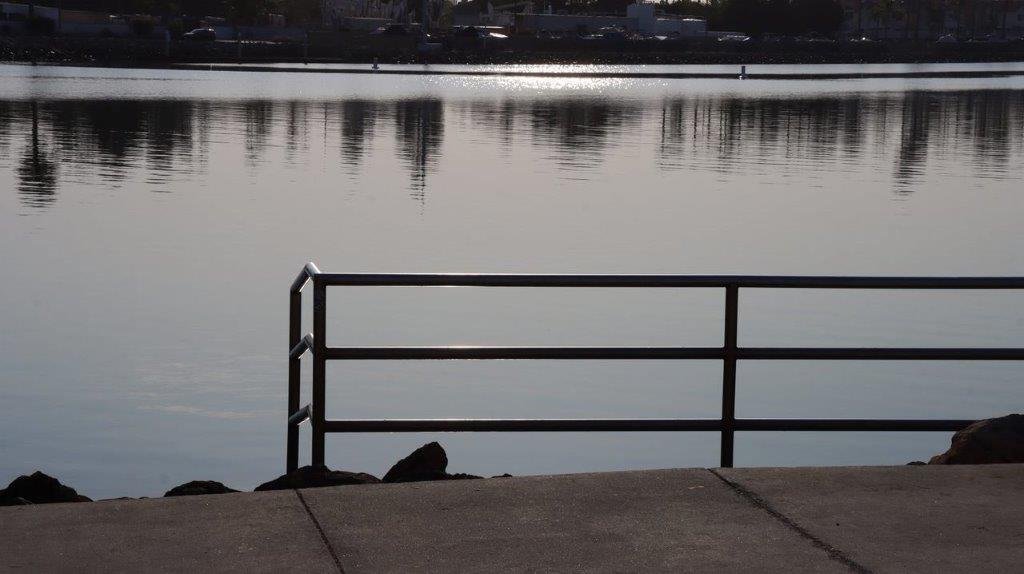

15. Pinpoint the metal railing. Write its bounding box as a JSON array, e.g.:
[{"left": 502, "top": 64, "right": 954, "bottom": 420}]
[{"left": 286, "top": 262, "right": 1024, "bottom": 472}]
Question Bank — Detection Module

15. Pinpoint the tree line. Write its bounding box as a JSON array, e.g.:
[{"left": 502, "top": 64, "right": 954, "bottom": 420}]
[{"left": 51, "top": 0, "right": 321, "bottom": 26}]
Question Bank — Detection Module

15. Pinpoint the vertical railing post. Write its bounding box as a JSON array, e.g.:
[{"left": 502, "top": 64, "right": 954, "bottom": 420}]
[
  {"left": 720, "top": 284, "right": 739, "bottom": 468},
  {"left": 311, "top": 277, "right": 327, "bottom": 467},
  {"left": 287, "top": 288, "right": 302, "bottom": 473}
]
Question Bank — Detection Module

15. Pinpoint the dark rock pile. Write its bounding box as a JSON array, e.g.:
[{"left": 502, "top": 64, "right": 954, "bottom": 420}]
[
  {"left": 1, "top": 442, "right": 500, "bottom": 504},
  {"left": 382, "top": 441, "right": 482, "bottom": 483},
  {"left": 0, "top": 471, "right": 92, "bottom": 506},
  {"left": 255, "top": 466, "right": 381, "bottom": 491},
  {"left": 254, "top": 441, "right": 487, "bottom": 491},
  {"left": 929, "top": 414, "right": 1024, "bottom": 465},
  {"left": 164, "top": 480, "right": 239, "bottom": 497}
]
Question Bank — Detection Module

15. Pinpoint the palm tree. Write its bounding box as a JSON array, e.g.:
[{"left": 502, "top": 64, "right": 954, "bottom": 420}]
[
  {"left": 948, "top": 0, "right": 964, "bottom": 38},
  {"left": 926, "top": 0, "right": 945, "bottom": 38},
  {"left": 904, "top": 0, "right": 920, "bottom": 38},
  {"left": 1000, "top": 0, "right": 1011, "bottom": 39},
  {"left": 856, "top": 0, "right": 864, "bottom": 36},
  {"left": 870, "top": 0, "right": 904, "bottom": 38}
]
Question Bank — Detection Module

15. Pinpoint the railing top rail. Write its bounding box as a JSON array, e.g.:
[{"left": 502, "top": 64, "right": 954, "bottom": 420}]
[
  {"left": 313, "top": 272, "right": 1024, "bottom": 289},
  {"left": 321, "top": 346, "right": 1024, "bottom": 361}
]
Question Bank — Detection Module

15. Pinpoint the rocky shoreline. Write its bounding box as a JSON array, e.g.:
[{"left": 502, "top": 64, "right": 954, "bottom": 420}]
[
  {"left": 3, "top": 415, "right": 1022, "bottom": 506},
  {"left": 0, "top": 441, "right": 503, "bottom": 506}
]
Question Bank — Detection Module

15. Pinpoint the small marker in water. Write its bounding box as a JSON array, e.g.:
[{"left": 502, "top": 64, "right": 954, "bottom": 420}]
[{"left": 739, "top": 65, "right": 747, "bottom": 80}]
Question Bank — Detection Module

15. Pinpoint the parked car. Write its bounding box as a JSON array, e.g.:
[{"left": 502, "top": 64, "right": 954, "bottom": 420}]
[
  {"left": 451, "top": 26, "right": 508, "bottom": 40},
  {"left": 182, "top": 28, "right": 216, "bottom": 42},
  {"left": 759, "top": 33, "right": 796, "bottom": 44},
  {"left": 974, "top": 33, "right": 1009, "bottom": 44},
  {"left": 795, "top": 33, "right": 834, "bottom": 43},
  {"left": 536, "top": 30, "right": 565, "bottom": 40},
  {"left": 371, "top": 24, "right": 410, "bottom": 36},
  {"left": 583, "top": 27, "right": 629, "bottom": 41}
]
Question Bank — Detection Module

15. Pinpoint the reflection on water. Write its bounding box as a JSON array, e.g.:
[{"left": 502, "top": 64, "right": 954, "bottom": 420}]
[
  {"left": 3, "top": 90, "right": 1023, "bottom": 210},
  {"left": 340, "top": 100, "right": 379, "bottom": 168},
  {"left": 16, "top": 102, "right": 58, "bottom": 208},
  {"left": 394, "top": 99, "right": 444, "bottom": 199}
]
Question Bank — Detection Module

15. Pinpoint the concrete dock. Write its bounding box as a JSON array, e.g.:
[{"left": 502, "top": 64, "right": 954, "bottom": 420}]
[{"left": 2, "top": 465, "right": 1022, "bottom": 573}]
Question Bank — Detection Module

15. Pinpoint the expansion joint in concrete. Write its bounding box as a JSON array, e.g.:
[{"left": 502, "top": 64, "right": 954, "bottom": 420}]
[
  {"left": 295, "top": 488, "right": 347, "bottom": 573},
  {"left": 706, "top": 468, "right": 872, "bottom": 574}
]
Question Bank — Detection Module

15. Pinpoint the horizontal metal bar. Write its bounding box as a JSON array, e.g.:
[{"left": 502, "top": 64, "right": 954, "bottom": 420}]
[
  {"left": 288, "top": 334, "right": 316, "bottom": 360},
  {"left": 734, "top": 419, "right": 974, "bottom": 431},
  {"left": 321, "top": 418, "right": 975, "bottom": 433},
  {"left": 290, "top": 262, "right": 321, "bottom": 293},
  {"left": 324, "top": 419, "right": 723, "bottom": 432},
  {"left": 321, "top": 346, "right": 1024, "bottom": 361},
  {"left": 317, "top": 273, "right": 1024, "bottom": 289},
  {"left": 738, "top": 348, "right": 1024, "bottom": 361},
  {"left": 288, "top": 405, "right": 311, "bottom": 426},
  {"left": 325, "top": 347, "right": 725, "bottom": 360}
]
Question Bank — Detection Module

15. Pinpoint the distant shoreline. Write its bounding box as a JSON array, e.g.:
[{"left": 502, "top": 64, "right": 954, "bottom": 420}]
[
  {"left": 5, "top": 59, "right": 1024, "bottom": 81},
  {"left": 5, "top": 34, "right": 1024, "bottom": 69},
  {"left": 165, "top": 62, "right": 1024, "bottom": 80}
]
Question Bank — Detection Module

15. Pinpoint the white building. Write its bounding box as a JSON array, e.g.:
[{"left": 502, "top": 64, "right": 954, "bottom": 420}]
[
  {"left": 518, "top": 2, "right": 706, "bottom": 36},
  {"left": 626, "top": 3, "right": 706, "bottom": 36}
]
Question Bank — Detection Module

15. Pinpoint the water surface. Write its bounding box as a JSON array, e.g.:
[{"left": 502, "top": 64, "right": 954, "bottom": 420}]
[{"left": 1, "top": 64, "right": 1023, "bottom": 498}]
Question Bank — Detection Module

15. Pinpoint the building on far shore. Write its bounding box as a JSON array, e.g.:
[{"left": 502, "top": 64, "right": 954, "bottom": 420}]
[
  {"left": 456, "top": 1, "right": 707, "bottom": 36},
  {"left": 453, "top": 0, "right": 532, "bottom": 28},
  {"left": 335, "top": 16, "right": 395, "bottom": 31},
  {"left": 1, "top": 2, "right": 58, "bottom": 32},
  {"left": 837, "top": 0, "right": 1024, "bottom": 40},
  {"left": 0, "top": 2, "right": 164, "bottom": 36}
]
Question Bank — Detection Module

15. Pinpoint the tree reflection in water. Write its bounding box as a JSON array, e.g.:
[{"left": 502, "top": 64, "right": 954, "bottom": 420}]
[
  {"left": 4, "top": 90, "right": 1022, "bottom": 211},
  {"left": 17, "top": 102, "right": 58, "bottom": 209}
]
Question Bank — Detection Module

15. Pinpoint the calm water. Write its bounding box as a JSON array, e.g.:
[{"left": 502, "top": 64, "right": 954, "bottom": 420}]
[{"left": 2, "top": 64, "right": 1023, "bottom": 498}]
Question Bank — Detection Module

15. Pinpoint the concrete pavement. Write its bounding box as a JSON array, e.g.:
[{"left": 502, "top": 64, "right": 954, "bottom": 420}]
[
  {"left": 714, "top": 465, "right": 1024, "bottom": 573},
  {"left": 2, "top": 465, "right": 1022, "bottom": 573}
]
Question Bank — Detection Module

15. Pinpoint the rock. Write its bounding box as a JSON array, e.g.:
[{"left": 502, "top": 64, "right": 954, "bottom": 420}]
[
  {"left": 906, "top": 461, "right": 926, "bottom": 466},
  {"left": 491, "top": 473, "right": 514, "bottom": 478},
  {"left": 929, "top": 414, "right": 1024, "bottom": 465},
  {"left": 0, "top": 471, "right": 91, "bottom": 506},
  {"left": 382, "top": 442, "right": 483, "bottom": 483},
  {"left": 164, "top": 480, "right": 239, "bottom": 497},
  {"left": 255, "top": 465, "right": 380, "bottom": 491},
  {"left": 383, "top": 442, "right": 450, "bottom": 483}
]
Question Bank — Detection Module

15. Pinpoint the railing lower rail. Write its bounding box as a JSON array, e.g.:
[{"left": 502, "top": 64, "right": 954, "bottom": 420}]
[{"left": 286, "top": 263, "right": 1024, "bottom": 473}]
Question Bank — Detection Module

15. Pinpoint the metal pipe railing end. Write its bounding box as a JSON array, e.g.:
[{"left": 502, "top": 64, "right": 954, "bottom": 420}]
[
  {"left": 290, "top": 261, "right": 321, "bottom": 293},
  {"left": 288, "top": 333, "right": 316, "bottom": 359},
  {"left": 288, "top": 405, "right": 312, "bottom": 426}
]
